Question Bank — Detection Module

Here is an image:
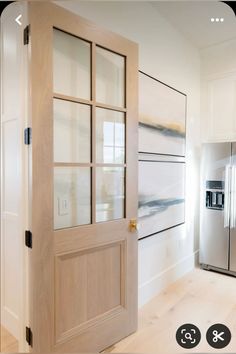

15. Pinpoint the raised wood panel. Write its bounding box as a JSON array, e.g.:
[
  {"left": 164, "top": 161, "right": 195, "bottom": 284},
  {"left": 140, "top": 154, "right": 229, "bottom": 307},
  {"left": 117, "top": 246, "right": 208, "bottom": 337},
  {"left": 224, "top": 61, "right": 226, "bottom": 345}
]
[
  {"left": 55, "top": 242, "right": 125, "bottom": 343},
  {"left": 55, "top": 253, "right": 87, "bottom": 339},
  {"left": 87, "top": 244, "right": 122, "bottom": 318}
]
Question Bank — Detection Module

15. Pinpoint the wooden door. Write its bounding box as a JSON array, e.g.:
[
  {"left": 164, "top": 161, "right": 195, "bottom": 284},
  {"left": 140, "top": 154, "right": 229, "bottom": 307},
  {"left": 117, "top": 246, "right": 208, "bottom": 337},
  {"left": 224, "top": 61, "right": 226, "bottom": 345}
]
[{"left": 28, "top": 2, "right": 138, "bottom": 352}]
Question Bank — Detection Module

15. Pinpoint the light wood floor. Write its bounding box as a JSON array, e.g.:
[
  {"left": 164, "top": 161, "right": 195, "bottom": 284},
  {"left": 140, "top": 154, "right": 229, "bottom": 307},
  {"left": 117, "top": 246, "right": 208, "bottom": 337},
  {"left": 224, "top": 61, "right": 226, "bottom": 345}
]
[
  {"left": 109, "top": 268, "right": 236, "bottom": 353},
  {"left": 1, "top": 268, "right": 236, "bottom": 353},
  {"left": 0, "top": 326, "right": 18, "bottom": 353}
]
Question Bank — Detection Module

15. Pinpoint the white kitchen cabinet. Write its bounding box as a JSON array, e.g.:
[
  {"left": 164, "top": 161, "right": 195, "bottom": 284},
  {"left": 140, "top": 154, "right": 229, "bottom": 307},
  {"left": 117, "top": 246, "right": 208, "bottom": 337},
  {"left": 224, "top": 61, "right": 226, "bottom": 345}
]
[{"left": 202, "top": 74, "right": 236, "bottom": 142}]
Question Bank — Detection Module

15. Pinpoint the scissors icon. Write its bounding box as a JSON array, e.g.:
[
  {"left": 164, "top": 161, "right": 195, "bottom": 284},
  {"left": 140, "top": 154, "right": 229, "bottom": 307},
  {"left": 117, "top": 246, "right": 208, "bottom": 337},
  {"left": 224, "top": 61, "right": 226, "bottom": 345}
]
[{"left": 213, "top": 330, "right": 225, "bottom": 343}]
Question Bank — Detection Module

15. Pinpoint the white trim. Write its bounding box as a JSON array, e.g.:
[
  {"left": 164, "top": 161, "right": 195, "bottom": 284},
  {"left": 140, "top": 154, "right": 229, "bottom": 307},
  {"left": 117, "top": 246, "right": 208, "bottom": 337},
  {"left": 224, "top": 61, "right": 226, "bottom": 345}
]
[
  {"left": 2, "top": 306, "right": 19, "bottom": 339},
  {"left": 1, "top": 2, "right": 29, "bottom": 351}
]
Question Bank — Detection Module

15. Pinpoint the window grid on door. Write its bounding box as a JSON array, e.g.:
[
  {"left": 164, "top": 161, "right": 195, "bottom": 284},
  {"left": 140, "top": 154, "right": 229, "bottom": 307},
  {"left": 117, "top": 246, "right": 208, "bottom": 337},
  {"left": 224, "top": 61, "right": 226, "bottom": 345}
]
[{"left": 53, "top": 29, "right": 127, "bottom": 230}]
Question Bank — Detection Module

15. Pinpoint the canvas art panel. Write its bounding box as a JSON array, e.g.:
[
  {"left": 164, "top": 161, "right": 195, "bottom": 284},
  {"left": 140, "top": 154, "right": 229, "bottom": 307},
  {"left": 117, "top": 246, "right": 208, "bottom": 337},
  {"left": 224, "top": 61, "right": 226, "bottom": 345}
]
[
  {"left": 138, "top": 160, "right": 185, "bottom": 239},
  {"left": 139, "top": 72, "right": 186, "bottom": 156}
]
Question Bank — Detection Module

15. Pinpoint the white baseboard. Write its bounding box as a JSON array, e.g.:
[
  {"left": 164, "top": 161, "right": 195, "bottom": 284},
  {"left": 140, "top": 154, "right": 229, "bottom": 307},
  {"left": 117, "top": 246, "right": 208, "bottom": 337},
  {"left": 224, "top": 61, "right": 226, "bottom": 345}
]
[
  {"left": 1, "top": 305, "right": 19, "bottom": 339},
  {"left": 138, "top": 250, "right": 199, "bottom": 308}
]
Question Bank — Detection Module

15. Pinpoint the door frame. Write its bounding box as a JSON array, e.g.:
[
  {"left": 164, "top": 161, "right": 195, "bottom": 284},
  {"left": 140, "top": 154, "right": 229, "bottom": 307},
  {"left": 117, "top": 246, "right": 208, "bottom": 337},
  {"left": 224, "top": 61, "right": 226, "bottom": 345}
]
[{"left": 0, "top": 2, "right": 29, "bottom": 351}]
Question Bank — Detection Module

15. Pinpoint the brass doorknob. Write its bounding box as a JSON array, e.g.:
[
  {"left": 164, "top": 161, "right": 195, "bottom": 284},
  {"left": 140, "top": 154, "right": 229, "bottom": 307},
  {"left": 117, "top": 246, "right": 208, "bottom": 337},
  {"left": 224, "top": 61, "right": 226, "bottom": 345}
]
[{"left": 129, "top": 219, "right": 137, "bottom": 232}]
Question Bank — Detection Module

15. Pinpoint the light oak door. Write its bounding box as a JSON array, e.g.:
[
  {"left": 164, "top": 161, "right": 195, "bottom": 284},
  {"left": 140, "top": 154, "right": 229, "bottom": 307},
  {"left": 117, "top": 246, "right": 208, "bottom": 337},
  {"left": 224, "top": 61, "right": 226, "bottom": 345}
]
[{"left": 28, "top": 2, "right": 138, "bottom": 352}]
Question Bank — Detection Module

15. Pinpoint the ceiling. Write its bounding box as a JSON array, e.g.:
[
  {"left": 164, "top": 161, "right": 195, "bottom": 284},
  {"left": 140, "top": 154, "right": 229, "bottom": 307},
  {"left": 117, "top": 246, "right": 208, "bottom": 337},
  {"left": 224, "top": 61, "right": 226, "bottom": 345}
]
[{"left": 151, "top": 1, "right": 236, "bottom": 49}]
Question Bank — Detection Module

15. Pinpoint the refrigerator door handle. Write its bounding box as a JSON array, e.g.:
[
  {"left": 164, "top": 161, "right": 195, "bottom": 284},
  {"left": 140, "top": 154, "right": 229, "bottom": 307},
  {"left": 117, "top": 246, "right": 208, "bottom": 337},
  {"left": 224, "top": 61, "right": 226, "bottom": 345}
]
[
  {"left": 224, "top": 165, "right": 231, "bottom": 228},
  {"left": 230, "top": 165, "right": 236, "bottom": 229}
]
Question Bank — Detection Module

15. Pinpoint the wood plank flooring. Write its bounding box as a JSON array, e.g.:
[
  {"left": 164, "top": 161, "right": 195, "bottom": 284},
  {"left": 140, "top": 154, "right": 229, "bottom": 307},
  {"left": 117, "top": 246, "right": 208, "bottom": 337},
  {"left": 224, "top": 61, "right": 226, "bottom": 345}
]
[
  {"left": 0, "top": 326, "right": 18, "bottom": 352},
  {"left": 109, "top": 268, "right": 236, "bottom": 353},
  {"left": 1, "top": 268, "right": 236, "bottom": 353}
]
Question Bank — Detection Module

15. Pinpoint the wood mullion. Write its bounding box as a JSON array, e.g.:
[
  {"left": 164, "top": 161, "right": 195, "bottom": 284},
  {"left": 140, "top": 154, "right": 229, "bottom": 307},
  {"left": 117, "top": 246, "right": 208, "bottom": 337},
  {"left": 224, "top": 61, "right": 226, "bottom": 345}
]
[
  {"left": 54, "top": 162, "right": 127, "bottom": 169},
  {"left": 54, "top": 162, "right": 92, "bottom": 168},
  {"left": 53, "top": 96, "right": 127, "bottom": 114},
  {"left": 96, "top": 102, "right": 127, "bottom": 113},
  {"left": 95, "top": 163, "right": 126, "bottom": 168},
  {"left": 92, "top": 42, "right": 96, "bottom": 224},
  {"left": 53, "top": 92, "right": 93, "bottom": 106}
]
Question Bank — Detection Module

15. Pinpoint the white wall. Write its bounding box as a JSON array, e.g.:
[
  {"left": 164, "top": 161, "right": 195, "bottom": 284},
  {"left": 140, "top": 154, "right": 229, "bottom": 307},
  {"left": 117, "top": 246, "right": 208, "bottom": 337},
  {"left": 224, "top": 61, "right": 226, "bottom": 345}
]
[
  {"left": 56, "top": 1, "right": 201, "bottom": 307},
  {"left": 201, "top": 39, "right": 236, "bottom": 143}
]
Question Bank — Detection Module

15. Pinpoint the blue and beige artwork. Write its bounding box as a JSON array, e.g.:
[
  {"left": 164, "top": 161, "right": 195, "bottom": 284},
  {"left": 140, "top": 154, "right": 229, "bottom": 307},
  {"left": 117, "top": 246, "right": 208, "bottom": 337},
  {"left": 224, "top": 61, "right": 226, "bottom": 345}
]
[
  {"left": 138, "top": 161, "right": 185, "bottom": 239},
  {"left": 139, "top": 72, "right": 186, "bottom": 156}
]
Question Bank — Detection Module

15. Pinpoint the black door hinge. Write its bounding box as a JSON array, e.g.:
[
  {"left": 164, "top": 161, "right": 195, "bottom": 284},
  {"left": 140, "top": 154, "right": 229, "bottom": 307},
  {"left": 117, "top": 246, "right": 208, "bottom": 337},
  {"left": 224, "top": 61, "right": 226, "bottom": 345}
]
[
  {"left": 26, "top": 326, "right": 33, "bottom": 347},
  {"left": 25, "top": 230, "right": 32, "bottom": 249},
  {"left": 24, "top": 25, "right": 30, "bottom": 45},
  {"left": 24, "top": 127, "right": 32, "bottom": 145}
]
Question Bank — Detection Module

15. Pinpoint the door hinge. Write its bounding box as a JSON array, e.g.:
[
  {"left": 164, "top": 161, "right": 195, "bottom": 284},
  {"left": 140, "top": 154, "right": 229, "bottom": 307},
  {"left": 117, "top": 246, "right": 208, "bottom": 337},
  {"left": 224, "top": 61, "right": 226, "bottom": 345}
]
[
  {"left": 25, "top": 230, "right": 32, "bottom": 249},
  {"left": 26, "top": 326, "right": 33, "bottom": 347},
  {"left": 24, "top": 127, "right": 32, "bottom": 145},
  {"left": 23, "top": 25, "right": 30, "bottom": 45}
]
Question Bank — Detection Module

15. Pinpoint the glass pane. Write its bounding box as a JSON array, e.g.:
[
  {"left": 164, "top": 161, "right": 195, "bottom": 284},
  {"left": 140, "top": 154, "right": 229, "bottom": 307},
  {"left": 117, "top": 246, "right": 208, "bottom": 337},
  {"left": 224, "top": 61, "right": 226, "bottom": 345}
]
[
  {"left": 54, "top": 99, "right": 91, "bottom": 163},
  {"left": 54, "top": 167, "right": 91, "bottom": 230},
  {"left": 96, "top": 108, "right": 125, "bottom": 164},
  {"left": 96, "top": 167, "right": 125, "bottom": 222},
  {"left": 96, "top": 46, "right": 125, "bottom": 107},
  {"left": 53, "top": 29, "right": 91, "bottom": 100}
]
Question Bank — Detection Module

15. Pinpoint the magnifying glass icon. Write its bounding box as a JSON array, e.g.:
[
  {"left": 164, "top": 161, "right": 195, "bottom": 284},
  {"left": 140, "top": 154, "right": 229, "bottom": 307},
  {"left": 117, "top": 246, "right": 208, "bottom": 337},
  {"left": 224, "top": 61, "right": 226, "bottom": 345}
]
[{"left": 185, "top": 333, "right": 193, "bottom": 341}]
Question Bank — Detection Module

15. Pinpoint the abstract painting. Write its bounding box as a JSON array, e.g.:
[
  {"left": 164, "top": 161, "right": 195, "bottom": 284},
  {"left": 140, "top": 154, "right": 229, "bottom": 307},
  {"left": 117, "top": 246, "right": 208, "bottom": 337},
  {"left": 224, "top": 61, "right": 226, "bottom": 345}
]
[
  {"left": 138, "top": 160, "right": 185, "bottom": 239},
  {"left": 139, "top": 71, "right": 186, "bottom": 156}
]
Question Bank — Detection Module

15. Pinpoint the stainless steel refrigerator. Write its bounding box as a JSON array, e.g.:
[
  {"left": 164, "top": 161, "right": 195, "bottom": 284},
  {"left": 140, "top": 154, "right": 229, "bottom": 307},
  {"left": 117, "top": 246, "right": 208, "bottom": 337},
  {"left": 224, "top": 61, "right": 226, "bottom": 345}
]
[{"left": 200, "top": 142, "right": 236, "bottom": 276}]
